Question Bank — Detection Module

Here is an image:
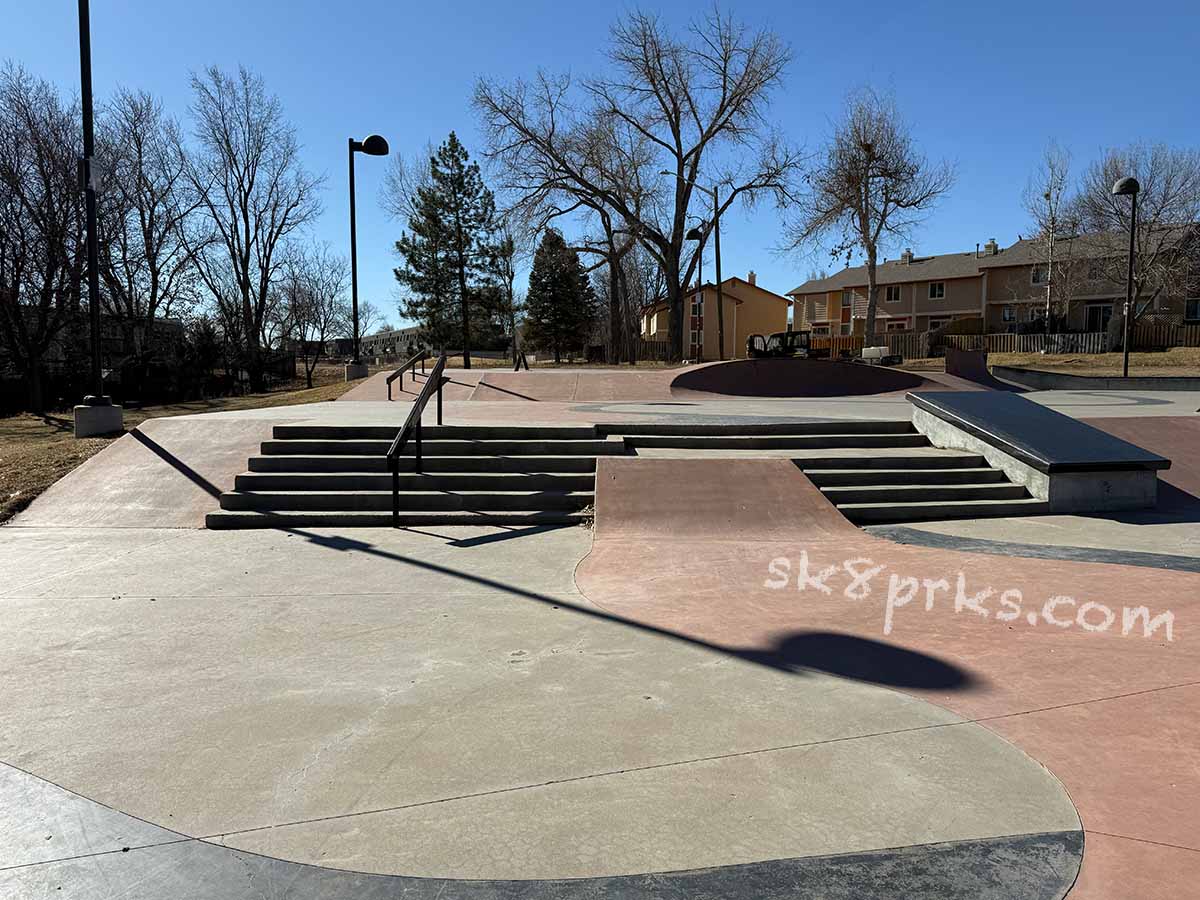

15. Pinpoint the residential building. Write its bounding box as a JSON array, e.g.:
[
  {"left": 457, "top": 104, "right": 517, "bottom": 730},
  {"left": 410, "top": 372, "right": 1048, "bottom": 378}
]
[
  {"left": 640, "top": 271, "right": 791, "bottom": 359},
  {"left": 789, "top": 230, "right": 1199, "bottom": 335}
]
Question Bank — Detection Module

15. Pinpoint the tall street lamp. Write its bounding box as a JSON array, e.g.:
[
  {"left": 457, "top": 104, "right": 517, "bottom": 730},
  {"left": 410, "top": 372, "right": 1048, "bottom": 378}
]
[
  {"left": 1112, "top": 176, "right": 1140, "bottom": 379},
  {"left": 686, "top": 224, "right": 704, "bottom": 359},
  {"left": 72, "top": 0, "right": 122, "bottom": 437},
  {"left": 346, "top": 134, "right": 389, "bottom": 381},
  {"left": 662, "top": 171, "right": 727, "bottom": 361}
]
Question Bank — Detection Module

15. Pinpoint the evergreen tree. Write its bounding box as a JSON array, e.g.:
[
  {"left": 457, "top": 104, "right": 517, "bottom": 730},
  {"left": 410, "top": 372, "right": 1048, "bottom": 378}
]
[
  {"left": 394, "top": 132, "right": 495, "bottom": 367},
  {"left": 524, "top": 229, "right": 596, "bottom": 363}
]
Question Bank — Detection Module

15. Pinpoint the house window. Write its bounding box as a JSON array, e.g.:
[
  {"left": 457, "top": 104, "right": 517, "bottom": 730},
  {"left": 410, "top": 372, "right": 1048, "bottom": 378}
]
[
  {"left": 812, "top": 325, "right": 831, "bottom": 336},
  {"left": 928, "top": 282, "right": 946, "bottom": 300},
  {"left": 885, "top": 285, "right": 901, "bottom": 303},
  {"left": 689, "top": 329, "right": 701, "bottom": 347},
  {"left": 841, "top": 290, "right": 853, "bottom": 307},
  {"left": 928, "top": 317, "right": 951, "bottom": 331},
  {"left": 1002, "top": 306, "right": 1016, "bottom": 322},
  {"left": 885, "top": 319, "right": 909, "bottom": 332},
  {"left": 1186, "top": 298, "right": 1200, "bottom": 321},
  {"left": 691, "top": 294, "right": 704, "bottom": 316},
  {"left": 1029, "top": 306, "right": 1043, "bottom": 321},
  {"left": 1031, "top": 265, "right": 1048, "bottom": 285},
  {"left": 840, "top": 323, "right": 851, "bottom": 336}
]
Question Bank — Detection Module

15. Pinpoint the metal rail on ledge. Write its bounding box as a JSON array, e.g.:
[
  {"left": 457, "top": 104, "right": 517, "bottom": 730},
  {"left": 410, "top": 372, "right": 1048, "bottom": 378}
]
[
  {"left": 386, "top": 352, "right": 448, "bottom": 526},
  {"left": 385, "top": 350, "right": 430, "bottom": 400}
]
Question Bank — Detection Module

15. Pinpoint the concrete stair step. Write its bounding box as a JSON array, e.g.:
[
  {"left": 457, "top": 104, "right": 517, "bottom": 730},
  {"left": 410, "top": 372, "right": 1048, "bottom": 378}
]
[
  {"left": 218, "top": 490, "right": 593, "bottom": 512},
  {"left": 796, "top": 453, "right": 987, "bottom": 470},
  {"left": 261, "top": 438, "right": 624, "bottom": 456},
  {"left": 837, "top": 497, "right": 1051, "bottom": 524},
  {"left": 806, "top": 467, "right": 1008, "bottom": 486},
  {"left": 625, "top": 434, "right": 930, "bottom": 450},
  {"left": 205, "top": 510, "right": 589, "bottom": 529},
  {"left": 597, "top": 421, "right": 916, "bottom": 437},
  {"left": 234, "top": 472, "right": 596, "bottom": 492},
  {"left": 272, "top": 424, "right": 600, "bottom": 441},
  {"left": 822, "top": 483, "right": 1029, "bottom": 504},
  {"left": 247, "top": 455, "right": 599, "bottom": 474}
]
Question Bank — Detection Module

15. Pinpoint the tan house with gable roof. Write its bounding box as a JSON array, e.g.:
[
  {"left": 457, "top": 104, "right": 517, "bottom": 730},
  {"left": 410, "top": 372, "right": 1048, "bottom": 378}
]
[
  {"left": 789, "top": 231, "right": 1200, "bottom": 335},
  {"left": 641, "top": 271, "right": 791, "bottom": 359}
]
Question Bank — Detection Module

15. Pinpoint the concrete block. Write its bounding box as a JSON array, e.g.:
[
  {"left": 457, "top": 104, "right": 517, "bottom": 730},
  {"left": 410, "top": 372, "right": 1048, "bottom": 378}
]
[
  {"left": 911, "top": 406, "right": 1158, "bottom": 513},
  {"left": 73, "top": 403, "right": 124, "bottom": 438},
  {"left": 344, "top": 362, "right": 369, "bottom": 382}
]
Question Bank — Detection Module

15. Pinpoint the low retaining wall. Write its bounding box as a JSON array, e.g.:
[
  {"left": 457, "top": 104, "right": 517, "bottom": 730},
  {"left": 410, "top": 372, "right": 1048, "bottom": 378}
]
[{"left": 992, "top": 366, "right": 1200, "bottom": 392}]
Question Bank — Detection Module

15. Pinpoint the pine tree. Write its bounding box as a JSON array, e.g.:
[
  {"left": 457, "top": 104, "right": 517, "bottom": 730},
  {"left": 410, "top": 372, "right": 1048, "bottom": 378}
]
[
  {"left": 524, "top": 229, "right": 596, "bottom": 363},
  {"left": 394, "top": 132, "right": 495, "bottom": 367}
]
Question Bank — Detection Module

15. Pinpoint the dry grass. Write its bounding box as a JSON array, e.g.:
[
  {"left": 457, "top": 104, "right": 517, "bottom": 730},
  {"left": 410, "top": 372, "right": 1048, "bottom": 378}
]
[
  {"left": 902, "top": 347, "right": 1200, "bottom": 376},
  {"left": 0, "top": 364, "right": 379, "bottom": 525}
]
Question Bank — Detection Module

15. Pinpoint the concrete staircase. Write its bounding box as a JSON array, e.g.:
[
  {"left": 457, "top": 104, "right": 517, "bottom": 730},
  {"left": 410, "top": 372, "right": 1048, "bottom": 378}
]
[{"left": 205, "top": 421, "right": 1048, "bottom": 529}]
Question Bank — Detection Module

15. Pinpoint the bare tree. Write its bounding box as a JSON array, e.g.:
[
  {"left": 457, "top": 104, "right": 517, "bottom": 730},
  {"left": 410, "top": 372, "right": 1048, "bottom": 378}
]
[
  {"left": 1021, "top": 141, "right": 1076, "bottom": 324},
  {"left": 183, "top": 66, "right": 323, "bottom": 391},
  {"left": 280, "top": 241, "right": 348, "bottom": 387},
  {"left": 356, "top": 300, "right": 384, "bottom": 339},
  {"left": 1073, "top": 143, "right": 1200, "bottom": 327},
  {"left": 96, "top": 88, "right": 201, "bottom": 393},
  {"left": 476, "top": 8, "right": 801, "bottom": 360},
  {"left": 785, "top": 88, "right": 954, "bottom": 343},
  {"left": 0, "top": 64, "right": 84, "bottom": 411}
]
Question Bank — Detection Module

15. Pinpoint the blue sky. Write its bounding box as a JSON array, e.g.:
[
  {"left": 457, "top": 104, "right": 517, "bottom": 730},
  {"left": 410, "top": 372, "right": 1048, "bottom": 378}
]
[{"left": 7, "top": 0, "right": 1199, "bottom": 327}]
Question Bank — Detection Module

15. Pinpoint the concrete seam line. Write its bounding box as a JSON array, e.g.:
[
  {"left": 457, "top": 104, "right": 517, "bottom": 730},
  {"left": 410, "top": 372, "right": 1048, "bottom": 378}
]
[
  {"left": 0, "top": 530, "right": 194, "bottom": 597},
  {"left": 1083, "top": 830, "right": 1200, "bottom": 855}
]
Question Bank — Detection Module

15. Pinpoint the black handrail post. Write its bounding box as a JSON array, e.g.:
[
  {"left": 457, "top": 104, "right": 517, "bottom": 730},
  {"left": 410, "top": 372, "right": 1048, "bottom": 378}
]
[
  {"left": 415, "top": 417, "right": 422, "bottom": 474},
  {"left": 437, "top": 376, "right": 443, "bottom": 425},
  {"left": 391, "top": 457, "right": 399, "bottom": 527}
]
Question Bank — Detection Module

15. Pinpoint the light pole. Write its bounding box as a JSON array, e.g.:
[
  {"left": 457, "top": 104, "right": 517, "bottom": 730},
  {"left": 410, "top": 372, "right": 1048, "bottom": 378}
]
[
  {"left": 686, "top": 224, "right": 704, "bottom": 358},
  {"left": 346, "top": 134, "right": 389, "bottom": 381},
  {"left": 72, "top": 0, "right": 122, "bottom": 436},
  {"left": 1112, "top": 176, "right": 1140, "bottom": 379},
  {"left": 662, "top": 171, "right": 727, "bottom": 360}
]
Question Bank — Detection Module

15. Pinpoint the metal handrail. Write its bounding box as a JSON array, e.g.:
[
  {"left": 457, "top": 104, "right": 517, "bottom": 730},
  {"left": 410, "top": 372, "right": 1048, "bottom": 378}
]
[
  {"left": 386, "top": 352, "right": 448, "bottom": 526},
  {"left": 385, "top": 350, "right": 430, "bottom": 400}
]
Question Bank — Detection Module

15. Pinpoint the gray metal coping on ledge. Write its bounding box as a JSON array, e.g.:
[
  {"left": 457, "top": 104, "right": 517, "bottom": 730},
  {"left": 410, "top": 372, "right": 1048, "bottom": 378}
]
[{"left": 906, "top": 391, "right": 1171, "bottom": 474}]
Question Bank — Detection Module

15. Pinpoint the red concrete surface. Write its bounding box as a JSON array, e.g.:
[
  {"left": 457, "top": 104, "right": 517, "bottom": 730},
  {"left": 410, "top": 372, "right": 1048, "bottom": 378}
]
[
  {"left": 577, "top": 456, "right": 1200, "bottom": 898},
  {"left": 344, "top": 361, "right": 989, "bottom": 404},
  {"left": 1086, "top": 416, "right": 1200, "bottom": 504},
  {"left": 339, "top": 369, "right": 483, "bottom": 402}
]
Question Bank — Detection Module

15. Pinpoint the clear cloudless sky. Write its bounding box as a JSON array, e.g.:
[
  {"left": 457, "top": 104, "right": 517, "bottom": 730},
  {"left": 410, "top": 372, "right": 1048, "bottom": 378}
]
[{"left": 6, "top": 0, "right": 1199, "bottom": 326}]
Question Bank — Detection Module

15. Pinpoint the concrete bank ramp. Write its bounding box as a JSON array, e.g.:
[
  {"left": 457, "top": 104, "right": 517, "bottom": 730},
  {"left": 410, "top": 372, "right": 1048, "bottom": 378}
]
[
  {"left": 594, "top": 456, "right": 855, "bottom": 542},
  {"left": 12, "top": 418, "right": 272, "bottom": 528}
]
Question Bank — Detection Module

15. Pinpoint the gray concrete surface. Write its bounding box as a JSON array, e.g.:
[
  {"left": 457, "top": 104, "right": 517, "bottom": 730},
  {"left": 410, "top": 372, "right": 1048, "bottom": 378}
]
[
  {"left": 0, "top": 524, "right": 1078, "bottom": 885},
  {"left": 0, "top": 761, "right": 1082, "bottom": 899}
]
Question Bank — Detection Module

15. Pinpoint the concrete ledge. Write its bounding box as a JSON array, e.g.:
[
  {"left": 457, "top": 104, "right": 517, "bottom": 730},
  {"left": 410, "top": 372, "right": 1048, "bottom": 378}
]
[
  {"left": 992, "top": 365, "right": 1200, "bottom": 392},
  {"left": 344, "top": 362, "right": 369, "bottom": 381},
  {"left": 909, "top": 392, "right": 1168, "bottom": 513},
  {"left": 73, "top": 403, "right": 124, "bottom": 438}
]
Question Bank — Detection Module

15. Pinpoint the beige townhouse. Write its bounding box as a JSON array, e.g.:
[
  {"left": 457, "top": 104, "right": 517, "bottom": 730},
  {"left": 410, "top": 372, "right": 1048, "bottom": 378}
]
[{"left": 789, "top": 231, "right": 1199, "bottom": 335}]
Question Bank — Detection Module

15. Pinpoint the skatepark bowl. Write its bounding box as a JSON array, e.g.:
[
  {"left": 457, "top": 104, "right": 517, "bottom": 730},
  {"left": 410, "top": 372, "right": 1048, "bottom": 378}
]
[{"left": 669, "top": 358, "right": 937, "bottom": 397}]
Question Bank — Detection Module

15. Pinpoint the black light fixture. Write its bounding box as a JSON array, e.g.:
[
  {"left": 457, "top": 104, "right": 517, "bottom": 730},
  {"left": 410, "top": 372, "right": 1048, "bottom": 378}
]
[
  {"left": 1111, "top": 176, "right": 1140, "bottom": 378},
  {"left": 346, "top": 134, "right": 389, "bottom": 377},
  {"left": 77, "top": 0, "right": 105, "bottom": 406},
  {"left": 662, "top": 171, "right": 727, "bottom": 360}
]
